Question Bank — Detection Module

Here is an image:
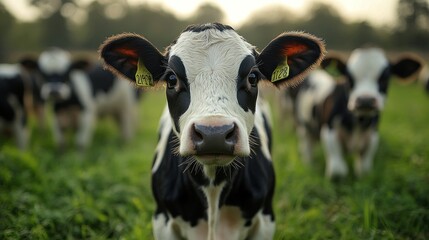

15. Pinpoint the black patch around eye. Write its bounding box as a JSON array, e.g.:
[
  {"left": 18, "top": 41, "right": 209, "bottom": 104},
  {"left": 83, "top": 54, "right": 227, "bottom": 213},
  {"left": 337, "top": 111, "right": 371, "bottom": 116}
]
[
  {"left": 345, "top": 69, "right": 354, "bottom": 89},
  {"left": 238, "top": 55, "right": 256, "bottom": 79},
  {"left": 237, "top": 55, "right": 258, "bottom": 113},
  {"left": 165, "top": 55, "right": 190, "bottom": 133},
  {"left": 378, "top": 66, "right": 391, "bottom": 95},
  {"left": 167, "top": 56, "right": 187, "bottom": 82}
]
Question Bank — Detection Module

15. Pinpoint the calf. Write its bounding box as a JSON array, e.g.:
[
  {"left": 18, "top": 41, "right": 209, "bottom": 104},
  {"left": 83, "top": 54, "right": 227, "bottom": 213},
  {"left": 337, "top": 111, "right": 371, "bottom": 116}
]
[
  {"left": 0, "top": 61, "right": 39, "bottom": 149},
  {"left": 293, "top": 48, "right": 421, "bottom": 179},
  {"left": 100, "top": 23, "right": 325, "bottom": 239},
  {"left": 32, "top": 48, "right": 137, "bottom": 150}
]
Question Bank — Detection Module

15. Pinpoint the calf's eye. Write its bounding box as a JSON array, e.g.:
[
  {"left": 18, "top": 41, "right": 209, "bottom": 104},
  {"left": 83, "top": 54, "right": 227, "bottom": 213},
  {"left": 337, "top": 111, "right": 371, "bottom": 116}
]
[
  {"left": 248, "top": 71, "right": 259, "bottom": 87},
  {"left": 167, "top": 73, "right": 178, "bottom": 89}
]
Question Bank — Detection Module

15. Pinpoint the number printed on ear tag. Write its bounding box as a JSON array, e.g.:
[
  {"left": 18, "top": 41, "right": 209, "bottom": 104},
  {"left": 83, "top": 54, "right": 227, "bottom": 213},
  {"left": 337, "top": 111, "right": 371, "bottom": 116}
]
[
  {"left": 271, "top": 58, "right": 290, "bottom": 83},
  {"left": 135, "top": 58, "right": 154, "bottom": 87}
]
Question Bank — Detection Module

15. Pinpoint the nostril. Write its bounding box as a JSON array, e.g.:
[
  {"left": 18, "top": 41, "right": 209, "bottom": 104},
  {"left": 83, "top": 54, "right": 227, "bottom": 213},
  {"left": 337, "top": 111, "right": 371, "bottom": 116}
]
[
  {"left": 192, "top": 124, "right": 204, "bottom": 144},
  {"left": 225, "top": 124, "right": 237, "bottom": 144},
  {"left": 356, "top": 96, "right": 377, "bottom": 108}
]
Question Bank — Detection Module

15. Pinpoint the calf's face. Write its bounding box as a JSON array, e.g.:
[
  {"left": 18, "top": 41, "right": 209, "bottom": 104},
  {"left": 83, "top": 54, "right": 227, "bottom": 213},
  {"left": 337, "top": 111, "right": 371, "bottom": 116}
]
[
  {"left": 323, "top": 48, "right": 421, "bottom": 116},
  {"left": 100, "top": 23, "right": 325, "bottom": 166},
  {"left": 37, "top": 48, "right": 89, "bottom": 101}
]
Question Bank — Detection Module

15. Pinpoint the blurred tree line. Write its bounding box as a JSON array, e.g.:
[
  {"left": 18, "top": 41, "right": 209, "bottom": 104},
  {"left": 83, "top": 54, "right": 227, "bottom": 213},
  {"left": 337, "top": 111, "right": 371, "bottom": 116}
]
[{"left": 1, "top": 0, "right": 428, "bottom": 61}]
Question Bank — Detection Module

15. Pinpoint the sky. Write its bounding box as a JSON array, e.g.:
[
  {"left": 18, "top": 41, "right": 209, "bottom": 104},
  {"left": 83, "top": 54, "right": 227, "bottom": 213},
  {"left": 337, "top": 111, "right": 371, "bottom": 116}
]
[{"left": 2, "top": 0, "right": 398, "bottom": 27}]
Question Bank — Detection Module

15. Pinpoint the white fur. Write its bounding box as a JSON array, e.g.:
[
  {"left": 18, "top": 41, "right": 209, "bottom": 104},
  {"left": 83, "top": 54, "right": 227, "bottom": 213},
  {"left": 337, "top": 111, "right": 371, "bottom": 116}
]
[
  {"left": 0, "top": 64, "right": 20, "bottom": 77},
  {"left": 321, "top": 125, "right": 348, "bottom": 178},
  {"left": 40, "top": 82, "right": 71, "bottom": 100},
  {"left": 419, "top": 64, "right": 429, "bottom": 86},
  {"left": 347, "top": 48, "right": 389, "bottom": 112},
  {"left": 297, "top": 70, "right": 335, "bottom": 123},
  {"left": 38, "top": 48, "right": 71, "bottom": 75},
  {"left": 169, "top": 29, "right": 255, "bottom": 161},
  {"left": 202, "top": 178, "right": 225, "bottom": 240},
  {"left": 152, "top": 107, "right": 173, "bottom": 173}
]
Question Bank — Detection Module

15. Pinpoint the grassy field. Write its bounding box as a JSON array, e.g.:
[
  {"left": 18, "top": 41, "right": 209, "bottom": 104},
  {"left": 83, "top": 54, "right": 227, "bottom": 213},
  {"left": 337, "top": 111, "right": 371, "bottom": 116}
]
[{"left": 1, "top": 81, "right": 428, "bottom": 239}]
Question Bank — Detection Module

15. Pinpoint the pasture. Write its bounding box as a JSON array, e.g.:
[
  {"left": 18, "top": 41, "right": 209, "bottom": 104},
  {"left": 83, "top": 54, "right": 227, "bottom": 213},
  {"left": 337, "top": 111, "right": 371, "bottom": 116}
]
[{"left": 1, "top": 80, "right": 428, "bottom": 239}]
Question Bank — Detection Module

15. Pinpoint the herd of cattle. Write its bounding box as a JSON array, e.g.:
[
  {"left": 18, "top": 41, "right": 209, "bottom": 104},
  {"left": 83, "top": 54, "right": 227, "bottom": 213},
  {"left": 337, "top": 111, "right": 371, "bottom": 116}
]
[
  {"left": 1, "top": 23, "right": 427, "bottom": 239},
  {"left": 0, "top": 47, "right": 140, "bottom": 151}
]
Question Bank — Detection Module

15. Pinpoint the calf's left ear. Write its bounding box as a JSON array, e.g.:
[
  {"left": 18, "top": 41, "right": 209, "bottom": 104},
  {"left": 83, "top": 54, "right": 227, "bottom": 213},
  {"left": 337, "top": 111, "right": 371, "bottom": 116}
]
[
  {"left": 257, "top": 32, "right": 326, "bottom": 88},
  {"left": 19, "top": 58, "right": 39, "bottom": 70},
  {"left": 391, "top": 55, "right": 422, "bottom": 81}
]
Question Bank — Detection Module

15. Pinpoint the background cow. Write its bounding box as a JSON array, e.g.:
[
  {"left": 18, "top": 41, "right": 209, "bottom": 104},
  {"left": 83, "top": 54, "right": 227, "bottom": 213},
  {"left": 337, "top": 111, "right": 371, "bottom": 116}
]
[
  {"left": 30, "top": 47, "right": 138, "bottom": 150},
  {"left": 100, "top": 23, "right": 325, "bottom": 240},
  {"left": 292, "top": 48, "right": 421, "bottom": 179},
  {"left": 0, "top": 61, "right": 41, "bottom": 150}
]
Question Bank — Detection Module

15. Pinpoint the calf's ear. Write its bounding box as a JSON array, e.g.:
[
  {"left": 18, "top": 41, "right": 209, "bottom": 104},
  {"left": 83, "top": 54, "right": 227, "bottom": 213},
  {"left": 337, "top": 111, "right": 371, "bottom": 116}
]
[
  {"left": 99, "top": 33, "right": 165, "bottom": 87},
  {"left": 321, "top": 55, "right": 348, "bottom": 76},
  {"left": 391, "top": 55, "right": 422, "bottom": 81},
  {"left": 19, "top": 58, "right": 39, "bottom": 71},
  {"left": 257, "top": 32, "right": 326, "bottom": 88}
]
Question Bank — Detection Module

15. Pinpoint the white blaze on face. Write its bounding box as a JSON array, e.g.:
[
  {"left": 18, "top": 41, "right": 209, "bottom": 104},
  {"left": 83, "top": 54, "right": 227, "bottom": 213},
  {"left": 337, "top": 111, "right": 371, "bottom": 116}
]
[
  {"left": 38, "top": 48, "right": 72, "bottom": 100},
  {"left": 38, "top": 48, "right": 71, "bottom": 75},
  {"left": 169, "top": 29, "right": 256, "bottom": 161},
  {"left": 347, "top": 48, "right": 389, "bottom": 112}
]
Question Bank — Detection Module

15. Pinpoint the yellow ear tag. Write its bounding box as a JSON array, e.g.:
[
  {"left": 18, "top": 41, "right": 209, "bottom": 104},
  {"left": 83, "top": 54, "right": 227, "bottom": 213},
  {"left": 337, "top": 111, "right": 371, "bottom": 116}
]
[
  {"left": 135, "top": 58, "right": 154, "bottom": 87},
  {"left": 271, "top": 58, "right": 290, "bottom": 83}
]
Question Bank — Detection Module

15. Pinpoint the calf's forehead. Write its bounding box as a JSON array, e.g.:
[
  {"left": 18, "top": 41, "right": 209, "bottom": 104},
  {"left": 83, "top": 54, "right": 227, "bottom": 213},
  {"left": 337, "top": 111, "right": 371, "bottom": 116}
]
[
  {"left": 168, "top": 29, "right": 254, "bottom": 80},
  {"left": 38, "top": 49, "right": 71, "bottom": 75},
  {"left": 347, "top": 48, "right": 389, "bottom": 81}
]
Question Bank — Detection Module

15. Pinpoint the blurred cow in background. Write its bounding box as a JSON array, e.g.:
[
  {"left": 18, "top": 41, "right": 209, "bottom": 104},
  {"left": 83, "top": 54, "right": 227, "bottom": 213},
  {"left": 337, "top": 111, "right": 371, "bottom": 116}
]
[
  {"left": 290, "top": 48, "right": 421, "bottom": 179},
  {"left": 0, "top": 61, "right": 42, "bottom": 150},
  {"left": 27, "top": 47, "right": 138, "bottom": 150}
]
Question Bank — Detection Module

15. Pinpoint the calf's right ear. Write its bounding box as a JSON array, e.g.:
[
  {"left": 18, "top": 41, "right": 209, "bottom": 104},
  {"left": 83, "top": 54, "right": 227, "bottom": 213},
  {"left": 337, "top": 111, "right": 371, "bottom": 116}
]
[
  {"left": 321, "top": 55, "right": 347, "bottom": 76},
  {"left": 99, "top": 33, "right": 166, "bottom": 86},
  {"left": 19, "top": 58, "right": 39, "bottom": 71}
]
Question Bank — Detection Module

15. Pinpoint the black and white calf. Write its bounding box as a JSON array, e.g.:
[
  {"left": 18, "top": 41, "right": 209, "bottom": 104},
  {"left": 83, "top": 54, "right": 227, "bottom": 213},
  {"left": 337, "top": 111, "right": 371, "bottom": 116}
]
[
  {"left": 293, "top": 48, "right": 421, "bottom": 179},
  {"left": 100, "top": 23, "right": 325, "bottom": 239},
  {"left": 0, "top": 62, "right": 38, "bottom": 149},
  {"left": 32, "top": 48, "right": 137, "bottom": 149}
]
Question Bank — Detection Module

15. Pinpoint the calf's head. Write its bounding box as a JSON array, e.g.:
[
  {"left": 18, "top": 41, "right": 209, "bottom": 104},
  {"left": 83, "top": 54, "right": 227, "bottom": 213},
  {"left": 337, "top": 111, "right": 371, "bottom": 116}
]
[
  {"left": 36, "top": 48, "right": 89, "bottom": 101},
  {"left": 322, "top": 48, "right": 421, "bottom": 116},
  {"left": 100, "top": 23, "right": 325, "bottom": 165}
]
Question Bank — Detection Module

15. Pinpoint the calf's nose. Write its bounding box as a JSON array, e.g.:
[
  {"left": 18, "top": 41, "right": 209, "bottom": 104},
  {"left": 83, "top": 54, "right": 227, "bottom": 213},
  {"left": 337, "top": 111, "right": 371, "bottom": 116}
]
[
  {"left": 356, "top": 96, "right": 377, "bottom": 110},
  {"left": 191, "top": 123, "right": 237, "bottom": 155}
]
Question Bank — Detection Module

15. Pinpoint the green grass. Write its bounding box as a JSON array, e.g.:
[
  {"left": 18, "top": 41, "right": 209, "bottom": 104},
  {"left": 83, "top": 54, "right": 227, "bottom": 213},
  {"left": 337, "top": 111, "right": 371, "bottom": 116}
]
[{"left": 1, "top": 82, "right": 428, "bottom": 239}]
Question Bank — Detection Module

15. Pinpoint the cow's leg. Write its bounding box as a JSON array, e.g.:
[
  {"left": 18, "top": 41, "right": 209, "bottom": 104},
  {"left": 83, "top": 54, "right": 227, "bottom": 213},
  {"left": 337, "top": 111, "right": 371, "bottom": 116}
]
[
  {"left": 354, "top": 131, "right": 379, "bottom": 177},
  {"left": 297, "top": 124, "right": 314, "bottom": 165},
  {"left": 321, "top": 126, "right": 348, "bottom": 179},
  {"left": 13, "top": 111, "right": 28, "bottom": 150},
  {"left": 247, "top": 212, "right": 275, "bottom": 240},
  {"left": 152, "top": 214, "right": 182, "bottom": 240},
  {"left": 75, "top": 109, "right": 95, "bottom": 150},
  {"left": 52, "top": 112, "right": 66, "bottom": 149}
]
